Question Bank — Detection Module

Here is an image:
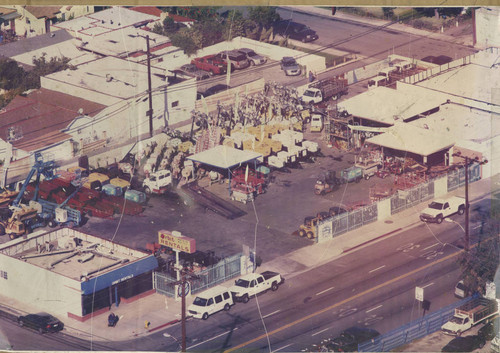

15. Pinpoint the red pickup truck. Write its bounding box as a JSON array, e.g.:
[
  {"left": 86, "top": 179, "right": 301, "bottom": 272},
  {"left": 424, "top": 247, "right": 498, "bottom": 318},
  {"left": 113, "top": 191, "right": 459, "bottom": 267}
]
[{"left": 191, "top": 55, "right": 227, "bottom": 76}]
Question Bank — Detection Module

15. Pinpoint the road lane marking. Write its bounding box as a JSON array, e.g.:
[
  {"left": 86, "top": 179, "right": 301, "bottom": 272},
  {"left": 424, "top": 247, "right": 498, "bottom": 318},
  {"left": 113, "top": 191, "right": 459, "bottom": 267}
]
[
  {"left": 369, "top": 265, "right": 386, "bottom": 273},
  {"left": 422, "top": 243, "right": 439, "bottom": 251},
  {"left": 316, "top": 287, "right": 335, "bottom": 296},
  {"left": 188, "top": 328, "right": 238, "bottom": 350},
  {"left": 224, "top": 247, "right": 467, "bottom": 353},
  {"left": 273, "top": 343, "right": 293, "bottom": 352},
  {"left": 262, "top": 310, "right": 281, "bottom": 319},
  {"left": 422, "top": 282, "right": 434, "bottom": 289},
  {"left": 366, "top": 305, "right": 382, "bottom": 313},
  {"left": 473, "top": 225, "right": 482, "bottom": 229},
  {"left": 312, "top": 327, "right": 330, "bottom": 336}
]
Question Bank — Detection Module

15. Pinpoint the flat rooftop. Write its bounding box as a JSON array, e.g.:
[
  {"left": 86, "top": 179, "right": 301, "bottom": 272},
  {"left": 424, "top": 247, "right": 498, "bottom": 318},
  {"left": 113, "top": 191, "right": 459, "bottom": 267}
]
[
  {"left": 53, "top": 6, "right": 159, "bottom": 39},
  {"left": 1, "top": 229, "right": 149, "bottom": 281},
  {"left": 416, "top": 50, "right": 500, "bottom": 107},
  {"left": 338, "top": 86, "right": 449, "bottom": 125},
  {"left": 409, "top": 103, "right": 500, "bottom": 144},
  {"left": 43, "top": 56, "right": 167, "bottom": 102}
]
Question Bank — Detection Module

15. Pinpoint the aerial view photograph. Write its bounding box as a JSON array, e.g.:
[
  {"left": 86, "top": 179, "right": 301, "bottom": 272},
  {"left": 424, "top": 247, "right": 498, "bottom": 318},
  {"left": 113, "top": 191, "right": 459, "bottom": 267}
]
[{"left": 0, "top": 3, "right": 498, "bottom": 352}]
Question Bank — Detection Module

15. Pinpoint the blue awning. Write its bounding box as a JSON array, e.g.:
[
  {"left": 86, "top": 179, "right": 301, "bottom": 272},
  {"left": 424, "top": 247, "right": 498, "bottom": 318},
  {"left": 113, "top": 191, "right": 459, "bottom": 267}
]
[{"left": 80, "top": 255, "right": 158, "bottom": 295}]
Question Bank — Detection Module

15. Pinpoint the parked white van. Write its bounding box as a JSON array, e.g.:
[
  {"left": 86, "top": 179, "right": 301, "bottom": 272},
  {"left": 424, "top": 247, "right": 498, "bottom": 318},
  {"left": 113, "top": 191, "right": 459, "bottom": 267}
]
[{"left": 188, "top": 286, "right": 233, "bottom": 320}]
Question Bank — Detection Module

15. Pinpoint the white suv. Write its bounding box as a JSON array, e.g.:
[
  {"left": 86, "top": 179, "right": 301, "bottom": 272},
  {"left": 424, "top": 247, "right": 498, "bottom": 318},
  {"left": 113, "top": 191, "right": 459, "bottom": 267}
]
[{"left": 237, "top": 48, "right": 267, "bottom": 66}]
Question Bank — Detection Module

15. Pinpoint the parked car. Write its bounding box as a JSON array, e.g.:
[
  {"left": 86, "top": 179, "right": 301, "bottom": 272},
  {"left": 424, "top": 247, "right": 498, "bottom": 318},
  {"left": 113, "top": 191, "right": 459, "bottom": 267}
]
[
  {"left": 18, "top": 313, "right": 64, "bottom": 334},
  {"left": 273, "top": 20, "right": 319, "bottom": 42},
  {"left": 237, "top": 48, "right": 267, "bottom": 66},
  {"left": 325, "top": 327, "right": 380, "bottom": 352},
  {"left": 191, "top": 55, "right": 227, "bottom": 76},
  {"left": 441, "top": 335, "right": 486, "bottom": 352},
  {"left": 199, "top": 84, "right": 230, "bottom": 98},
  {"left": 217, "top": 50, "right": 250, "bottom": 70},
  {"left": 455, "top": 280, "right": 466, "bottom": 298},
  {"left": 280, "top": 56, "right": 301, "bottom": 76},
  {"left": 170, "top": 64, "right": 210, "bottom": 81},
  {"left": 478, "top": 317, "right": 500, "bottom": 341}
]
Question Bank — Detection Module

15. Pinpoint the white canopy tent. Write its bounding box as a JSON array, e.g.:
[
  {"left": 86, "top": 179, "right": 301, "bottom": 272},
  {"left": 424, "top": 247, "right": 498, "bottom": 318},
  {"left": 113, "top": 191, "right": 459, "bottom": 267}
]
[{"left": 187, "top": 145, "right": 263, "bottom": 194}]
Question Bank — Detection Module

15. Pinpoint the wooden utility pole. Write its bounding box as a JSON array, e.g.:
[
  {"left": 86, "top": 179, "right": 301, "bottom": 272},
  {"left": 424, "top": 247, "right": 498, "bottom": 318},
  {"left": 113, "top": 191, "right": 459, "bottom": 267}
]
[{"left": 146, "top": 35, "right": 153, "bottom": 138}]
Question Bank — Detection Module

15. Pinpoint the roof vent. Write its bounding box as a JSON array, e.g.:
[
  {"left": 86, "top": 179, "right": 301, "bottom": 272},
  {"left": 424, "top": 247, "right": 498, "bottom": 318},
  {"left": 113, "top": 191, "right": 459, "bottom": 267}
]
[{"left": 106, "top": 74, "right": 113, "bottom": 82}]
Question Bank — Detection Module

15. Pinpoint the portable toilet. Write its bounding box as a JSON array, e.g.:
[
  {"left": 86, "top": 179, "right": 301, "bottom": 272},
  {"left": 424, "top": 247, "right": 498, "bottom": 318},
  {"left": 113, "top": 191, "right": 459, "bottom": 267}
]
[
  {"left": 102, "top": 184, "right": 123, "bottom": 197},
  {"left": 125, "top": 189, "right": 147, "bottom": 204}
]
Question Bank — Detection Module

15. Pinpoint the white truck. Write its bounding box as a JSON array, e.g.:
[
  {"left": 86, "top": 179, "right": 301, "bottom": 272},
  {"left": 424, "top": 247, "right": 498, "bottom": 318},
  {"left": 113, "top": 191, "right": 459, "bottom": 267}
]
[
  {"left": 441, "top": 297, "right": 498, "bottom": 336},
  {"left": 419, "top": 196, "right": 465, "bottom": 224},
  {"left": 229, "top": 271, "right": 284, "bottom": 303},
  {"left": 300, "top": 77, "right": 348, "bottom": 105},
  {"left": 142, "top": 169, "right": 172, "bottom": 195}
]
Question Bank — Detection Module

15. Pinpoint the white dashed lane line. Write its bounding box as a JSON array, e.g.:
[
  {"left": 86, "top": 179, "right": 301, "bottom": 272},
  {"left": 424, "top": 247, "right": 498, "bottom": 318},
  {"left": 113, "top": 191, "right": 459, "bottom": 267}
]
[
  {"left": 262, "top": 310, "right": 281, "bottom": 319},
  {"left": 366, "top": 304, "right": 382, "bottom": 313},
  {"left": 369, "top": 265, "right": 386, "bottom": 273},
  {"left": 316, "top": 287, "right": 335, "bottom": 296}
]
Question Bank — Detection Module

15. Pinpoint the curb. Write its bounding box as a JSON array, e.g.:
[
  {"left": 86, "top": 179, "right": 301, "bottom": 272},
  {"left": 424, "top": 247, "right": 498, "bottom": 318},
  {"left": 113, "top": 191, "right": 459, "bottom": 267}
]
[
  {"left": 343, "top": 227, "right": 402, "bottom": 253},
  {"left": 147, "top": 318, "right": 181, "bottom": 333}
]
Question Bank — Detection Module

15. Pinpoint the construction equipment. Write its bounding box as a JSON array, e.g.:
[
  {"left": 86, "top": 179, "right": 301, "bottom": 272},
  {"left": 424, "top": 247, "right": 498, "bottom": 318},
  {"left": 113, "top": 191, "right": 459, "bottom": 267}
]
[
  {"left": 315, "top": 171, "right": 340, "bottom": 195},
  {"left": 298, "top": 212, "right": 329, "bottom": 239}
]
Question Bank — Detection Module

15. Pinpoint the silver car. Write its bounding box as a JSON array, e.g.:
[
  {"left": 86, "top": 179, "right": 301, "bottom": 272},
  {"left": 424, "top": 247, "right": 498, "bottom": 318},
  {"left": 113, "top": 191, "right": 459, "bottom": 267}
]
[
  {"left": 280, "top": 56, "right": 301, "bottom": 76},
  {"left": 237, "top": 48, "right": 267, "bottom": 66},
  {"left": 173, "top": 64, "right": 210, "bottom": 81}
]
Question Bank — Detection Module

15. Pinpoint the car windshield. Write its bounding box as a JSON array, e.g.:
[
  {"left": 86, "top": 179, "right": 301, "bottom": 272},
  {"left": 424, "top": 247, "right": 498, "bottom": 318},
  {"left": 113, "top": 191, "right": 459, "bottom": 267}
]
[
  {"left": 428, "top": 202, "right": 444, "bottom": 210},
  {"left": 235, "top": 279, "right": 250, "bottom": 288},
  {"left": 303, "top": 90, "right": 315, "bottom": 97},
  {"left": 247, "top": 51, "right": 257, "bottom": 57},
  {"left": 450, "top": 316, "right": 465, "bottom": 324},
  {"left": 193, "top": 297, "right": 208, "bottom": 306},
  {"left": 283, "top": 60, "right": 296, "bottom": 67}
]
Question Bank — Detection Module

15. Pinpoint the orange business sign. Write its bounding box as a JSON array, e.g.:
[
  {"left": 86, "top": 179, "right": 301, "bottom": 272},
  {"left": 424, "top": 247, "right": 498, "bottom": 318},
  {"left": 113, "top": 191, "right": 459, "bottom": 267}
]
[{"left": 158, "top": 230, "right": 196, "bottom": 254}]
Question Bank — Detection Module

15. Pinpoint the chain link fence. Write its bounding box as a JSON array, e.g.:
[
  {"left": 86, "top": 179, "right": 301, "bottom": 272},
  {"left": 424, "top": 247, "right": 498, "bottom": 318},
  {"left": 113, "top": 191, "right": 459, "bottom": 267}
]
[{"left": 154, "top": 253, "right": 242, "bottom": 297}]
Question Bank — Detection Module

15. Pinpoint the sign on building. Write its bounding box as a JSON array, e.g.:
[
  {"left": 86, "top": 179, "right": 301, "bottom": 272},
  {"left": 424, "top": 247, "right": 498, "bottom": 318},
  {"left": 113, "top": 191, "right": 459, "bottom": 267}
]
[{"left": 158, "top": 230, "right": 196, "bottom": 254}]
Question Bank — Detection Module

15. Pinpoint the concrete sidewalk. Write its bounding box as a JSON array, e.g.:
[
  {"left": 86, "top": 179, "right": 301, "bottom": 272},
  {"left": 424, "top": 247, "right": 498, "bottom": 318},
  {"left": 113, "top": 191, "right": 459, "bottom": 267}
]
[
  {"left": 0, "top": 176, "right": 494, "bottom": 346},
  {"left": 281, "top": 6, "right": 474, "bottom": 47}
]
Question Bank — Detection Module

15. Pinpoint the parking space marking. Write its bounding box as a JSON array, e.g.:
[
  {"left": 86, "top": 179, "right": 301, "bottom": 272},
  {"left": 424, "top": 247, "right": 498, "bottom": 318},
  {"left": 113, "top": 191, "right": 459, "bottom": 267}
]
[
  {"left": 422, "top": 282, "right": 434, "bottom": 289},
  {"left": 316, "top": 287, "right": 335, "bottom": 296},
  {"left": 366, "top": 304, "right": 382, "bottom": 313},
  {"left": 369, "top": 265, "right": 386, "bottom": 273},
  {"left": 262, "top": 310, "right": 281, "bottom": 319},
  {"left": 312, "top": 327, "right": 330, "bottom": 336},
  {"left": 422, "top": 243, "right": 439, "bottom": 251}
]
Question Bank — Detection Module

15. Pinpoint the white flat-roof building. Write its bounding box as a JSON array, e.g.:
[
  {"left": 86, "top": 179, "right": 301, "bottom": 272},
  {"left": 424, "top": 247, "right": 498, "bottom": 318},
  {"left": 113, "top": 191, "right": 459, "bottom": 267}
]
[
  {"left": 0, "top": 228, "right": 158, "bottom": 321},
  {"left": 42, "top": 56, "right": 196, "bottom": 141}
]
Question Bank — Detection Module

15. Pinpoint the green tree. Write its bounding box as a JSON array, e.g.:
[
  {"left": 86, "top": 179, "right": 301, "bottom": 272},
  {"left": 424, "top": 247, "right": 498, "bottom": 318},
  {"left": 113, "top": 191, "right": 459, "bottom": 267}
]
[
  {"left": 169, "top": 31, "right": 199, "bottom": 56},
  {"left": 457, "top": 234, "right": 499, "bottom": 296},
  {"left": 248, "top": 6, "right": 280, "bottom": 30},
  {"left": 0, "top": 58, "right": 26, "bottom": 90},
  {"left": 223, "top": 10, "right": 246, "bottom": 40}
]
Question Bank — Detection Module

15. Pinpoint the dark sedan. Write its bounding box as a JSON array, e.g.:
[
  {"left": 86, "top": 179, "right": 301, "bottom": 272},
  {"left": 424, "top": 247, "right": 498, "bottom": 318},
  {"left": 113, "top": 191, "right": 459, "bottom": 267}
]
[
  {"left": 478, "top": 317, "right": 500, "bottom": 341},
  {"left": 325, "top": 327, "right": 380, "bottom": 352},
  {"left": 18, "top": 313, "right": 64, "bottom": 334},
  {"left": 442, "top": 335, "right": 486, "bottom": 352}
]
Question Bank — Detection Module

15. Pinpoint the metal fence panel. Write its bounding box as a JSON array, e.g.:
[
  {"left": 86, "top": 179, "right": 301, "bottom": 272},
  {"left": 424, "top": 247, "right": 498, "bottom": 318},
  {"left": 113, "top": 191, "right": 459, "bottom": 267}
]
[
  {"left": 448, "top": 164, "right": 481, "bottom": 192},
  {"left": 154, "top": 253, "right": 242, "bottom": 297},
  {"left": 154, "top": 272, "right": 176, "bottom": 297},
  {"left": 359, "top": 297, "right": 473, "bottom": 352},
  {"left": 390, "top": 180, "right": 435, "bottom": 215}
]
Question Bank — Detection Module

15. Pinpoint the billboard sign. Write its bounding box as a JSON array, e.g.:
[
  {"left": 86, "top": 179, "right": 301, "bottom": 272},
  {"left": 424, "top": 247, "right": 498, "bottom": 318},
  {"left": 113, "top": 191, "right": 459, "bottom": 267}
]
[{"left": 158, "top": 230, "right": 196, "bottom": 254}]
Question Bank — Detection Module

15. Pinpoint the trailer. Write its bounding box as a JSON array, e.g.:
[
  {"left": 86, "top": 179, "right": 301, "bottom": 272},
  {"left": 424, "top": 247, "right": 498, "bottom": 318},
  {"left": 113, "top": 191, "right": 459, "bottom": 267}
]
[
  {"left": 30, "top": 199, "right": 82, "bottom": 228},
  {"left": 340, "top": 166, "right": 363, "bottom": 183}
]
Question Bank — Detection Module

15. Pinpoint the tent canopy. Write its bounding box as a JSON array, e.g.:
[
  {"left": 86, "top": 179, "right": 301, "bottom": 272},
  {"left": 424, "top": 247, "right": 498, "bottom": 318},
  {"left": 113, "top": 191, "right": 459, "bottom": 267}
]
[{"left": 187, "top": 145, "right": 262, "bottom": 169}]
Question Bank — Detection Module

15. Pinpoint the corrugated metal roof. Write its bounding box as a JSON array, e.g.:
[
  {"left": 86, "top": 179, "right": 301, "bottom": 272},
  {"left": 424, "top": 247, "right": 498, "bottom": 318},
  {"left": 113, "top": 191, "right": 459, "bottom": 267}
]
[
  {"left": 24, "top": 6, "right": 61, "bottom": 19},
  {"left": 0, "top": 89, "right": 105, "bottom": 152}
]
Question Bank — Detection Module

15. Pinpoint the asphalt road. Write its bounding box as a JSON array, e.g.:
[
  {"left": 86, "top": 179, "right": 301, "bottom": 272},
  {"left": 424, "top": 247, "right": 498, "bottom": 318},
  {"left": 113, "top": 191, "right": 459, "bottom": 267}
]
[{"left": 133, "top": 209, "right": 494, "bottom": 352}]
